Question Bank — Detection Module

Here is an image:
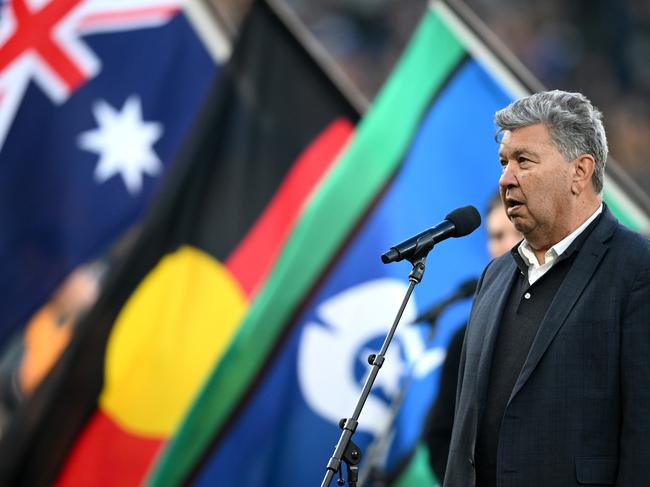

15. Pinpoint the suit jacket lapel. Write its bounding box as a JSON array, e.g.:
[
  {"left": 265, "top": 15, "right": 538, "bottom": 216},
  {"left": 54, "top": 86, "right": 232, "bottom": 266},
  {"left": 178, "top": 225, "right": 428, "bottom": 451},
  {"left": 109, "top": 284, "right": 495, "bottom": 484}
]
[
  {"left": 476, "top": 259, "right": 518, "bottom": 418},
  {"left": 508, "top": 208, "right": 617, "bottom": 402}
]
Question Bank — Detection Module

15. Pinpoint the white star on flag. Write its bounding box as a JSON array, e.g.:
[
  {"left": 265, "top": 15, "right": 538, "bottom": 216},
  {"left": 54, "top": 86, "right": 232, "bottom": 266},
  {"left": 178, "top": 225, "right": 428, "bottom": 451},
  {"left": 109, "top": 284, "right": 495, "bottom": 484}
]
[{"left": 78, "top": 95, "right": 164, "bottom": 194}]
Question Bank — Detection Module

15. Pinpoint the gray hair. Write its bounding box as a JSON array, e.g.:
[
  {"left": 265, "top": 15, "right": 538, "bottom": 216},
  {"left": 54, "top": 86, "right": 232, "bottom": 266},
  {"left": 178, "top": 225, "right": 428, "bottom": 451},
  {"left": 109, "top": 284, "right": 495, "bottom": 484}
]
[{"left": 495, "top": 90, "right": 608, "bottom": 193}]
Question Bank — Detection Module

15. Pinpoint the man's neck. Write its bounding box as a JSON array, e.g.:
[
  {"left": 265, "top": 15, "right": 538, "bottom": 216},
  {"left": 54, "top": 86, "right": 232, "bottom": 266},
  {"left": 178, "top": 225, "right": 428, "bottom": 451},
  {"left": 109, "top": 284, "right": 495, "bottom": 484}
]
[{"left": 528, "top": 199, "right": 602, "bottom": 264}]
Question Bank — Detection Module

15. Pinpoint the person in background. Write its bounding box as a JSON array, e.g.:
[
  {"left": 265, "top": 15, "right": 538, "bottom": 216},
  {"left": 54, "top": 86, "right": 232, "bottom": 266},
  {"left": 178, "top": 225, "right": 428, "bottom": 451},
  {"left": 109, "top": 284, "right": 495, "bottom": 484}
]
[
  {"left": 0, "top": 226, "right": 137, "bottom": 434},
  {"left": 423, "top": 192, "right": 522, "bottom": 483},
  {"left": 0, "top": 262, "right": 106, "bottom": 434},
  {"left": 0, "top": 263, "right": 103, "bottom": 438}
]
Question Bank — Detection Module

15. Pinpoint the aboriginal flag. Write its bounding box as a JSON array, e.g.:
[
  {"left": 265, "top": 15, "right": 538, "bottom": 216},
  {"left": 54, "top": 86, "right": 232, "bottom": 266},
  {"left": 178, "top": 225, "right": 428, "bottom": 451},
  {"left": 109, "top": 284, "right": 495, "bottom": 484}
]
[{"left": 0, "top": 1, "right": 358, "bottom": 485}]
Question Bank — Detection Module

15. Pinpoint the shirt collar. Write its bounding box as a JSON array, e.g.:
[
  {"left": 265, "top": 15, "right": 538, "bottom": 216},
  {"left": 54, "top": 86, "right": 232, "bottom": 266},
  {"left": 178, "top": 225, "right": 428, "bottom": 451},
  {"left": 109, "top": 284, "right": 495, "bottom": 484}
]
[{"left": 517, "top": 203, "right": 603, "bottom": 268}]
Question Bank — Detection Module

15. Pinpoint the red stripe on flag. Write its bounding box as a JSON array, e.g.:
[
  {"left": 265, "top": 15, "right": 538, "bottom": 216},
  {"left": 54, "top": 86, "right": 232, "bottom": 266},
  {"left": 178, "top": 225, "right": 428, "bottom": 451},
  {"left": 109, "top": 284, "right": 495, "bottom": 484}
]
[
  {"left": 77, "top": 7, "right": 180, "bottom": 30},
  {"left": 54, "top": 410, "right": 164, "bottom": 487},
  {"left": 1, "top": 0, "right": 87, "bottom": 91},
  {"left": 226, "top": 118, "right": 354, "bottom": 298}
]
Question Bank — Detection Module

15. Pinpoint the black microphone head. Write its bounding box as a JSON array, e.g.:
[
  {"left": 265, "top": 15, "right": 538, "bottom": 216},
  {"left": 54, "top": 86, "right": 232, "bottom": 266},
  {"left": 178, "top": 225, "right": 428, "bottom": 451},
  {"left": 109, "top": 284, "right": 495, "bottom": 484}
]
[{"left": 445, "top": 205, "right": 481, "bottom": 237}]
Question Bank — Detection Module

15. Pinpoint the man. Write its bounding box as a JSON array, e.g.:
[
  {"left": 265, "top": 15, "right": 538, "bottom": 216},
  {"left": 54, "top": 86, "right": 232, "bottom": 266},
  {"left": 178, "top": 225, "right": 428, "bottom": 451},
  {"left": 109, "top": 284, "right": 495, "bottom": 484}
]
[
  {"left": 444, "top": 90, "right": 650, "bottom": 487},
  {"left": 424, "top": 193, "right": 522, "bottom": 482}
]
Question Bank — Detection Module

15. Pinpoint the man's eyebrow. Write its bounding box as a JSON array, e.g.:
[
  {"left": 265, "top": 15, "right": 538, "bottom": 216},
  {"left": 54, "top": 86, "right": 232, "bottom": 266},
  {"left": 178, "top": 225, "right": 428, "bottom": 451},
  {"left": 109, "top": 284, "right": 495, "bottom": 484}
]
[{"left": 498, "top": 147, "right": 540, "bottom": 159}]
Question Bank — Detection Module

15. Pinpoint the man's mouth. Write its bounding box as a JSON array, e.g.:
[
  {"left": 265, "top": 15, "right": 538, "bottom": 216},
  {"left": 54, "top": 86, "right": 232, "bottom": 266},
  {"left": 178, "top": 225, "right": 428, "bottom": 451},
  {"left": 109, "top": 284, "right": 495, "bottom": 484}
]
[{"left": 505, "top": 196, "right": 524, "bottom": 215}]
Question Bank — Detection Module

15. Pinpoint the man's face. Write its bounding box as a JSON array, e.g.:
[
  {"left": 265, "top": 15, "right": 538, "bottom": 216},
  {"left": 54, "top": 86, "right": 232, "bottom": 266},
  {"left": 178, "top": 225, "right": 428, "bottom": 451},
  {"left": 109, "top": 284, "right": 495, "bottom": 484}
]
[
  {"left": 487, "top": 205, "right": 522, "bottom": 258},
  {"left": 498, "top": 124, "right": 574, "bottom": 247}
]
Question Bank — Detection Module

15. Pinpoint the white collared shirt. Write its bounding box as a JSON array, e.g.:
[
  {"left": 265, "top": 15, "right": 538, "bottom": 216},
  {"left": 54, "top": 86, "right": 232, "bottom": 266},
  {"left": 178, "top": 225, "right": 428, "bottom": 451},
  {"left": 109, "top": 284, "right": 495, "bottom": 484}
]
[{"left": 518, "top": 204, "right": 603, "bottom": 285}]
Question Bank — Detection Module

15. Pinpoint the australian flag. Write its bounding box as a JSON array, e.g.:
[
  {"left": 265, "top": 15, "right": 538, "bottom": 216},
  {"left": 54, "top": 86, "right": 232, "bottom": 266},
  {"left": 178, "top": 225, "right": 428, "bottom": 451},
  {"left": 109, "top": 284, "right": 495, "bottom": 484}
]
[{"left": 0, "top": 0, "right": 223, "bottom": 348}]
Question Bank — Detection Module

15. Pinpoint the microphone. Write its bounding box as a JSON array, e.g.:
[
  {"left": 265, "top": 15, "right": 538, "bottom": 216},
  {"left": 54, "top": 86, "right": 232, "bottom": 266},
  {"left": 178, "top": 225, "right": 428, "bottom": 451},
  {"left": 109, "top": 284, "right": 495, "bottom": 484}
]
[
  {"left": 413, "top": 277, "right": 478, "bottom": 324},
  {"left": 381, "top": 206, "right": 481, "bottom": 264}
]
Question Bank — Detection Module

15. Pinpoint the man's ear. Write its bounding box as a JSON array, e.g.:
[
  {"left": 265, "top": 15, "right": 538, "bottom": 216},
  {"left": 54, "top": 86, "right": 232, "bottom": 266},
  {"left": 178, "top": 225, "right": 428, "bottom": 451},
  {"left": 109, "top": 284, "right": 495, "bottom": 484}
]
[{"left": 571, "top": 154, "right": 596, "bottom": 195}]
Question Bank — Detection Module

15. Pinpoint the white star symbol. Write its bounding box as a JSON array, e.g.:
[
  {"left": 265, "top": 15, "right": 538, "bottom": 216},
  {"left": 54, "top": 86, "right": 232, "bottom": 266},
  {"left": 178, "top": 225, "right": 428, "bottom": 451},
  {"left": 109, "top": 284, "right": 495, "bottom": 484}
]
[{"left": 78, "top": 96, "right": 163, "bottom": 194}]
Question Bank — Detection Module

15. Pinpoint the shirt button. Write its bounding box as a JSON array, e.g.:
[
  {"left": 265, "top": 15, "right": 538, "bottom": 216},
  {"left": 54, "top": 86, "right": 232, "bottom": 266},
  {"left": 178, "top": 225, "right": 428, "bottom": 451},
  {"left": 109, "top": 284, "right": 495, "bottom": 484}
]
[{"left": 524, "top": 292, "right": 531, "bottom": 299}]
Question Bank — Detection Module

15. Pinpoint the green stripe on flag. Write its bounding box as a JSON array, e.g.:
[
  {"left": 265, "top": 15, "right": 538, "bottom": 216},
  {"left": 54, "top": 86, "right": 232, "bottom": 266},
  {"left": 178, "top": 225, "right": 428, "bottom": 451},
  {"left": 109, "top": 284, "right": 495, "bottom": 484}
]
[
  {"left": 603, "top": 180, "right": 649, "bottom": 233},
  {"left": 391, "top": 444, "right": 440, "bottom": 487},
  {"left": 147, "top": 9, "right": 465, "bottom": 486},
  {"left": 605, "top": 194, "right": 640, "bottom": 232}
]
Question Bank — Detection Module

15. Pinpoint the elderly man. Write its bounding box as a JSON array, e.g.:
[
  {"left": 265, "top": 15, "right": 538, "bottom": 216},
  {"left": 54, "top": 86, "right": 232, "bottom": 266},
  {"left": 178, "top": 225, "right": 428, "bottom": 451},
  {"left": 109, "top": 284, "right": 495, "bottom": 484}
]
[{"left": 444, "top": 90, "right": 650, "bottom": 487}]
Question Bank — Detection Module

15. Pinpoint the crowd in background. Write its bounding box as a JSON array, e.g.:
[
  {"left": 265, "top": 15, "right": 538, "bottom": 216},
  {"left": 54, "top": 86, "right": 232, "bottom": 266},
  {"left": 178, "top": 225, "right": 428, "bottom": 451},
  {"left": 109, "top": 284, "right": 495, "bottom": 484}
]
[{"left": 222, "top": 0, "right": 650, "bottom": 196}]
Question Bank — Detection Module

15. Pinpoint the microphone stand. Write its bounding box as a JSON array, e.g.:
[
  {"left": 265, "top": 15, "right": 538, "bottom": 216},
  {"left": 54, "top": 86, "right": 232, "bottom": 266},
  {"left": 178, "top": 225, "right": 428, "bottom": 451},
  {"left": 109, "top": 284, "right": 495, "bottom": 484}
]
[
  {"left": 320, "top": 254, "right": 428, "bottom": 487},
  {"left": 356, "top": 310, "right": 441, "bottom": 487}
]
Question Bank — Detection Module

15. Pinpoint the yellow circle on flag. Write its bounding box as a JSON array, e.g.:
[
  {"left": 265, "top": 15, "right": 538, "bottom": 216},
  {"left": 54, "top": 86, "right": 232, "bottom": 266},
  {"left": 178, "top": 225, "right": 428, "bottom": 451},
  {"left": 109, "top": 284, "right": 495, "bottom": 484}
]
[{"left": 99, "top": 245, "right": 248, "bottom": 437}]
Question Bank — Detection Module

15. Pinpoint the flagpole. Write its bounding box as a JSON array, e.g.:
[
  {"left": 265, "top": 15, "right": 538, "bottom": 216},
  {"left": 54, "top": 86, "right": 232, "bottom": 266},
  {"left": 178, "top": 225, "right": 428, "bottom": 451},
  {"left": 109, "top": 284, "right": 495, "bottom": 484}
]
[{"left": 320, "top": 256, "right": 427, "bottom": 487}]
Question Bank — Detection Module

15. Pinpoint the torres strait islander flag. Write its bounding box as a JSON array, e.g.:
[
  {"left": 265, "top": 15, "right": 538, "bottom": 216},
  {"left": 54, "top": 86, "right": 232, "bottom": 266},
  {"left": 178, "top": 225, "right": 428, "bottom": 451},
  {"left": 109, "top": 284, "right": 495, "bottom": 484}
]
[
  {"left": 146, "top": 1, "right": 650, "bottom": 487},
  {"left": 0, "top": 0, "right": 224, "bottom": 348},
  {"left": 0, "top": 1, "right": 359, "bottom": 486}
]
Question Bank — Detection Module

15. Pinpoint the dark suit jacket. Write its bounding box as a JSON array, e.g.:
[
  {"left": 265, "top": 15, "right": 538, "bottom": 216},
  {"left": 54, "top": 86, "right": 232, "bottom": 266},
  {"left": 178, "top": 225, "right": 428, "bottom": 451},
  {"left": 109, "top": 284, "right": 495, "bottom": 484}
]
[
  {"left": 423, "top": 323, "right": 466, "bottom": 482},
  {"left": 444, "top": 207, "right": 650, "bottom": 487}
]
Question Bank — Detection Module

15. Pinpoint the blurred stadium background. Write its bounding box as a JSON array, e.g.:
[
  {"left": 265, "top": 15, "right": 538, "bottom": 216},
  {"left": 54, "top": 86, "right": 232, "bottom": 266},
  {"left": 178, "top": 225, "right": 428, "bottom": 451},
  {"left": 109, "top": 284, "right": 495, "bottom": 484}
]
[{"left": 218, "top": 0, "right": 650, "bottom": 193}]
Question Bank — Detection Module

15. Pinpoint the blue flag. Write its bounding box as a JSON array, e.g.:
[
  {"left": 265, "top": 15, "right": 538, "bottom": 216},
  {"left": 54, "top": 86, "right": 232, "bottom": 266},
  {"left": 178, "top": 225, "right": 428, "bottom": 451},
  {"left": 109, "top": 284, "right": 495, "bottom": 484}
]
[{"left": 0, "top": 0, "right": 223, "bottom": 347}]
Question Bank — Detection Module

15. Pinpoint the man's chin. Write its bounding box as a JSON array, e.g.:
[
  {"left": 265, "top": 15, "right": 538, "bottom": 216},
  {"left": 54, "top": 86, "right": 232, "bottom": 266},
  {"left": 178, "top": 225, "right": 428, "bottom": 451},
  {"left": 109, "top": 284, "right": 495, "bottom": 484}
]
[{"left": 510, "top": 218, "right": 530, "bottom": 235}]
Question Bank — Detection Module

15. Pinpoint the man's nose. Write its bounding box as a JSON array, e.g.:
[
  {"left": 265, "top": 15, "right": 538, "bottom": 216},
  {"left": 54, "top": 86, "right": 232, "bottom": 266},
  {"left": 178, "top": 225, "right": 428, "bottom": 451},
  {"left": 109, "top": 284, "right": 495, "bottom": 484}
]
[{"left": 499, "top": 161, "right": 517, "bottom": 188}]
